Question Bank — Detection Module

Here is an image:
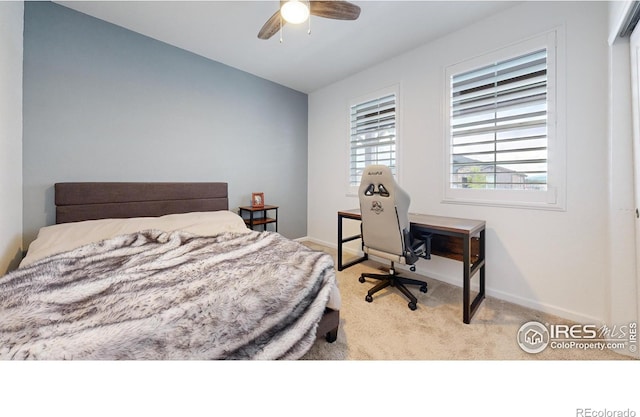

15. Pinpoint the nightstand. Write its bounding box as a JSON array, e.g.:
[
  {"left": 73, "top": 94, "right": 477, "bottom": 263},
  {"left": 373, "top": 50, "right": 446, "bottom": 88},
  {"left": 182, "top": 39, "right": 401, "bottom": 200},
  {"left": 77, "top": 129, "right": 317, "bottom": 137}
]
[{"left": 238, "top": 205, "right": 278, "bottom": 232}]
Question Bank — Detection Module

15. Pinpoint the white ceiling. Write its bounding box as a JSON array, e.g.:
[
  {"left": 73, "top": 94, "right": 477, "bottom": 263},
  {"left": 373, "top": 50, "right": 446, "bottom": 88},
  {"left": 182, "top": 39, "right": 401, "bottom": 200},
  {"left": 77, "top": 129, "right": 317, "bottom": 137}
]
[{"left": 55, "top": 1, "right": 519, "bottom": 93}]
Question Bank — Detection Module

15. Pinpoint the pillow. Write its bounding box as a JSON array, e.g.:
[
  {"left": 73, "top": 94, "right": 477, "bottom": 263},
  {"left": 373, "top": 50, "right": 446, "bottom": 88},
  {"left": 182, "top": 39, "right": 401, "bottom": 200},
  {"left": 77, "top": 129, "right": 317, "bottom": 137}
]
[{"left": 20, "top": 210, "right": 249, "bottom": 267}]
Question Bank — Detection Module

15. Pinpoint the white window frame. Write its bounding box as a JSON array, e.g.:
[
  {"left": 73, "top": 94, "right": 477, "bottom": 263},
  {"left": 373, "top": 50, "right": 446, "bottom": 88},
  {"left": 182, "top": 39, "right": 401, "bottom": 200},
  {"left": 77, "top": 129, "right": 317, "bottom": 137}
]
[
  {"left": 443, "top": 29, "right": 566, "bottom": 211},
  {"left": 347, "top": 85, "right": 401, "bottom": 195}
]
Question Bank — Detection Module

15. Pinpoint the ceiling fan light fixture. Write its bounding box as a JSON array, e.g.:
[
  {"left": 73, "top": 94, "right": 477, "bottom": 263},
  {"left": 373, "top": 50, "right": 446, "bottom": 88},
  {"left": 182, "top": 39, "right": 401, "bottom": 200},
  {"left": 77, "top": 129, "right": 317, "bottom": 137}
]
[{"left": 281, "top": 0, "right": 310, "bottom": 24}]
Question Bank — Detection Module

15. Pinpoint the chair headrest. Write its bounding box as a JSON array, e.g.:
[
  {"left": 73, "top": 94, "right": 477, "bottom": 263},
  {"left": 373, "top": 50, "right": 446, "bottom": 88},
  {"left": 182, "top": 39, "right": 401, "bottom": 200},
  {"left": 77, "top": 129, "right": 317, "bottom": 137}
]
[{"left": 359, "top": 165, "right": 394, "bottom": 197}]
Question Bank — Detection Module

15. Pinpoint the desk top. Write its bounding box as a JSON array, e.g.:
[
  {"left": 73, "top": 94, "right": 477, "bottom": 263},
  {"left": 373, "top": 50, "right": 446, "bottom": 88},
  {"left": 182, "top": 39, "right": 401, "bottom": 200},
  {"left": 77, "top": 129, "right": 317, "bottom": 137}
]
[
  {"left": 338, "top": 208, "right": 485, "bottom": 236},
  {"left": 408, "top": 213, "right": 485, "bottom": 236}
]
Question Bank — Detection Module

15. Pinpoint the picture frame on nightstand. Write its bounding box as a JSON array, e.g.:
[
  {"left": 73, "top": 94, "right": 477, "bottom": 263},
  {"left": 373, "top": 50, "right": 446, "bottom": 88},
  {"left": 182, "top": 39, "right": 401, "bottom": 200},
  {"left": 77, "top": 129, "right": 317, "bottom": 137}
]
[{"left": 251, "top": 192, "right": 264, "bottom": 208}]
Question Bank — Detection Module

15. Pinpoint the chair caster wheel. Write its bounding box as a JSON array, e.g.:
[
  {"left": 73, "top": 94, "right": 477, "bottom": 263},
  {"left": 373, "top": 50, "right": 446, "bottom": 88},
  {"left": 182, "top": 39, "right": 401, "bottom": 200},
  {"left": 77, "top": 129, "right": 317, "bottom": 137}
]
[
  {"left": 359, "top": 276, "right": 365, "bottom": 283},
  {"left": 420, "top": 285, "right": 428, "bottom": 293},
  {"left": 365, "top": 295, "right": 373, "bottom": 303},
  {"left": 408, "top": 302, "right": 417, "bottom": 311}
]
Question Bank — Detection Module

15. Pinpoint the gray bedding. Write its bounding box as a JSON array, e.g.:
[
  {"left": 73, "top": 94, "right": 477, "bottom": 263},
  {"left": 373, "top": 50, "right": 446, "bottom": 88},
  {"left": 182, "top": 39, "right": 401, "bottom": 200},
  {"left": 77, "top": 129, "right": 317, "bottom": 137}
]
[{"left": 0, "top": 229, "right": 335, "bottom": 360}]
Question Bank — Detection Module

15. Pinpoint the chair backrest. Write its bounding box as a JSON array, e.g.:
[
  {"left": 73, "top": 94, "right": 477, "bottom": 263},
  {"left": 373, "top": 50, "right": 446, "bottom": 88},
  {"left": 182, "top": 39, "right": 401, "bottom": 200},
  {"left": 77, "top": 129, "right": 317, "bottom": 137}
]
[{"left": 358, "top": 165, "right": 411, "bottom": 258}]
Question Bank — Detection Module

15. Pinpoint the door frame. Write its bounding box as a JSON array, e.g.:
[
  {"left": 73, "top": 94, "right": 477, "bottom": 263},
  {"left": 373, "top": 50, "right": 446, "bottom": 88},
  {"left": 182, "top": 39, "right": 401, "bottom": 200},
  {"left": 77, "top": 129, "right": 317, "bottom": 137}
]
[{"left": 629, "top": 26, "right": 640, "bottom": 358}]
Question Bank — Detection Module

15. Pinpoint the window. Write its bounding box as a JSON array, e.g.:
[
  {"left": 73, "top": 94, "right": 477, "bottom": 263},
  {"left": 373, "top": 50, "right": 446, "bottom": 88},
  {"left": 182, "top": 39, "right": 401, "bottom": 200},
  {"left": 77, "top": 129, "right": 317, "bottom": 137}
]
[
  {"left": 444, "top": 31, "right": 564, "bottom": 210},
  {"left": 451, "top": 48, "right": 548, "bottom": 190},
  {"left": 349, "top": 90, "right": 397, "bottom": 187}
]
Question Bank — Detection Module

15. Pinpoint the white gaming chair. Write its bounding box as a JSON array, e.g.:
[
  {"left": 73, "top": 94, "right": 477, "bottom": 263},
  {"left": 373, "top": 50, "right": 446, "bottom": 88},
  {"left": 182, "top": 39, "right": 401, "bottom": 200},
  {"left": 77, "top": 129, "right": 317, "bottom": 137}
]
[{"left": 358, "top": 165, "right": 429, "bottom": 310}]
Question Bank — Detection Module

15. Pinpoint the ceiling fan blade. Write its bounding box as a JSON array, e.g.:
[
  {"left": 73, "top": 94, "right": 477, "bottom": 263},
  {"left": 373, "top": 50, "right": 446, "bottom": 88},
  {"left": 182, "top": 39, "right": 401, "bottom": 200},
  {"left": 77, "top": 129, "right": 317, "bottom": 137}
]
[
  {"left": 310, "top": 1, "right": 361, "bottom": 20},
  {"left": 258, "top": 10, "right": 284, "bottom": 39}
]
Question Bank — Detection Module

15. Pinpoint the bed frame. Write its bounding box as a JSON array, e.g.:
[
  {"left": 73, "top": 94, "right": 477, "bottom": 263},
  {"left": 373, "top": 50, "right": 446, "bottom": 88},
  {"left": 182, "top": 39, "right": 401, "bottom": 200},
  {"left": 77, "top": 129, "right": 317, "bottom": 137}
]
[{"left": 54, "top": 182, "right": 339, "bottom": 344}]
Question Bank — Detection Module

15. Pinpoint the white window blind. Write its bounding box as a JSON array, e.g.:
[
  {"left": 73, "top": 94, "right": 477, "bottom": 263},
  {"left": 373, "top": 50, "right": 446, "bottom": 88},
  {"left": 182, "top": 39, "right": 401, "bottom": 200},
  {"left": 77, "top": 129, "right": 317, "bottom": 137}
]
[
  {"left": 349, "top": 93, "right": 396, "bottom": 186},
  {"left": 450, "top": 49, "right": 548, "bottom": 191}
]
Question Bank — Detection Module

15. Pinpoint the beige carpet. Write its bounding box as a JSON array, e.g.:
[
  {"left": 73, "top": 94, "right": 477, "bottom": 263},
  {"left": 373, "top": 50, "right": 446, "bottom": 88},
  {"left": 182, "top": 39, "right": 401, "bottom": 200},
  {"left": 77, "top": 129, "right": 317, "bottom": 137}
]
[{"left": 300, "top": 242, "right": 635, "bottom": 360}]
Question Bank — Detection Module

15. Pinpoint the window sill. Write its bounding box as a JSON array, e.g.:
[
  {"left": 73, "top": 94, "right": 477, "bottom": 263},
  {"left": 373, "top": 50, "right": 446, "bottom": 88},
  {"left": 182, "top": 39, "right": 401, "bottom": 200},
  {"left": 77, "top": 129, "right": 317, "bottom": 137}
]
[{"left": 442, "top": 187, "right": 565, "bottom": 211}]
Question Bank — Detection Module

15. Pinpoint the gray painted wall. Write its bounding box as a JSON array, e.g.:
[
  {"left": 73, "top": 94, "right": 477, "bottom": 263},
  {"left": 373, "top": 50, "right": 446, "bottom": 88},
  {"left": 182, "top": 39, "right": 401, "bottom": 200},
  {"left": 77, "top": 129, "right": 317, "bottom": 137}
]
[
  {"left": 0, "top": 1, "right": 23, "bottom": 274},
  {"left": 23, "top": 2, "right": 308, "bottom": 246}
]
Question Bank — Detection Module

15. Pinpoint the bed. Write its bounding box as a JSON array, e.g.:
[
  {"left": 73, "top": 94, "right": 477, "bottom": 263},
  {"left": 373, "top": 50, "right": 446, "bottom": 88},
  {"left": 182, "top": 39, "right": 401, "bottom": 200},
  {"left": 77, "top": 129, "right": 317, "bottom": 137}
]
[{"left": 0, "top": 182, "right": 340, "bottom": 360}]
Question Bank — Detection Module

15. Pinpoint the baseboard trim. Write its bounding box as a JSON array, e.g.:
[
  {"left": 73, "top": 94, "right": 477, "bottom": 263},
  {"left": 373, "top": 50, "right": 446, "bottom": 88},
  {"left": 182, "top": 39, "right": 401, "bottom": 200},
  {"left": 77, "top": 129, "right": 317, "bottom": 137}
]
[{"left": 406, "top": 263, "right": 607, "bottom": 325}]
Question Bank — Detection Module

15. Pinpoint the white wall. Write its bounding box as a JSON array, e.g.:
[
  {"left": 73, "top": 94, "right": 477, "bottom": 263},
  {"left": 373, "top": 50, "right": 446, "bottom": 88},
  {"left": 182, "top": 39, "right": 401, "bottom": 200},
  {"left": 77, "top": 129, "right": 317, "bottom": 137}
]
[
  {"left": 308, "top": 1, "right": 613, "bottom": 323},
  {"left": 0, "top": 1, "right": 24, "bottom": 274}
]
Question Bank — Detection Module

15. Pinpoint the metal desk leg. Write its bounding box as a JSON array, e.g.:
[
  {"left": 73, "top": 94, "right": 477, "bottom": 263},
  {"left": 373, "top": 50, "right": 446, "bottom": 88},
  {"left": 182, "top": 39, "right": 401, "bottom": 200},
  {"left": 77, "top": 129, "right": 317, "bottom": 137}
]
[
  {"left": 463, "top": 235, "right": 471, "bottom": 324},
  {"left": 479, "top": 229, "right": 485, "bottom": 298},
  {"left": 338, "top": 214, "right": 345, "bottom": 270},
  {"left": 337, "top": 213, "right": 367, "bottom": 271},
  {"left": 464, "top": 229, "right": 486, "bottom": 324}
]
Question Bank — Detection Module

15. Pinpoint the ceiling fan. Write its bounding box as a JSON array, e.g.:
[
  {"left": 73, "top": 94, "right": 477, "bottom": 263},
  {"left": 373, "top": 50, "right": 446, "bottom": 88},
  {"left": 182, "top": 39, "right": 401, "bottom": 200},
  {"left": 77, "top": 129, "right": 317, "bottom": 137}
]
[{"left": 258, "top": 1, "right": 361, "bottom": 40}]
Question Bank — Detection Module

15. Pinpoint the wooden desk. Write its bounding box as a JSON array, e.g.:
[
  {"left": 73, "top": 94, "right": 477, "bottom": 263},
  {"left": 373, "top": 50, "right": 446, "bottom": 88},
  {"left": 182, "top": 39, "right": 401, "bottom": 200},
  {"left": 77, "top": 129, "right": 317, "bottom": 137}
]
[{"left": 337, "top": 209, "right": 486, "bottom": 324}]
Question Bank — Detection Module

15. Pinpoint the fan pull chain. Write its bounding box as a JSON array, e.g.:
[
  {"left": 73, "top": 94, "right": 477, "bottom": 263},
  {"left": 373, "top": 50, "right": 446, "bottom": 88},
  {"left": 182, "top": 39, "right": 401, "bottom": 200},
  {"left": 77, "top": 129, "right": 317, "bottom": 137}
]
[{"left": 279, "top": 15, "right": 283, "bottom": 43}]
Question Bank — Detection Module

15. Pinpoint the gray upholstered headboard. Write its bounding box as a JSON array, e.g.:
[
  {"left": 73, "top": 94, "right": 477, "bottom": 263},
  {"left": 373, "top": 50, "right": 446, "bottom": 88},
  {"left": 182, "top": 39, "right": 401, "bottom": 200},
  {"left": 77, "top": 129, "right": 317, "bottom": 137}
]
[{"left": 55, "top": 182, "right": 228, "bottom": 224}]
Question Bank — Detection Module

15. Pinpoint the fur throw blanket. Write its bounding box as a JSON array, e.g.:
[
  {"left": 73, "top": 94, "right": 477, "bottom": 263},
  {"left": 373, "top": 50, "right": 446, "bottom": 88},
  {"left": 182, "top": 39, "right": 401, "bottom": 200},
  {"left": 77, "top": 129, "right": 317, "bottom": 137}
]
[{"left": 0, "top": 230, "right": 336, "bottom": 360}]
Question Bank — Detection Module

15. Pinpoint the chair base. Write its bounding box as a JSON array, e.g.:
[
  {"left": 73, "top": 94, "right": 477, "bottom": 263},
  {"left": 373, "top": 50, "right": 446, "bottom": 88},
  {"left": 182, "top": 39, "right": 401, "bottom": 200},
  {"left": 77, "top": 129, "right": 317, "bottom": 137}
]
[{"left": 359, "top": 267, "right": 428, "bottom": 311}]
